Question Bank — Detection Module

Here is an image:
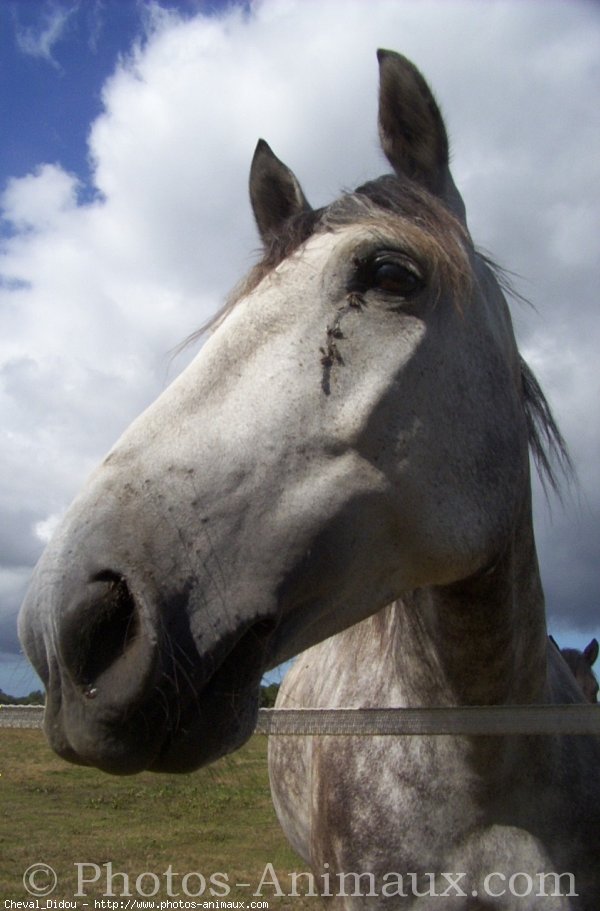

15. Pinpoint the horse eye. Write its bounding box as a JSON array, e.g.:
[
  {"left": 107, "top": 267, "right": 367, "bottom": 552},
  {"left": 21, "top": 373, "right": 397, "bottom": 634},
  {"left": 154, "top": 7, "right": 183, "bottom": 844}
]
[
  {"left": 372, "top": 261, "right": 422, "bottom": 296},
  {"left": 353, "top": 253, "right": 424, "bottom": 299}
]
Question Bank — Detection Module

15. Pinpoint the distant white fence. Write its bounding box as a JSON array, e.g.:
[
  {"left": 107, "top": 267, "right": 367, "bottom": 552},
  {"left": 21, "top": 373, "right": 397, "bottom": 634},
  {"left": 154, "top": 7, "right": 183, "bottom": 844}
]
[
  {"left": 3, "top": 703, "right": 599, "bottom": 735},
  {"left": 0, "top": 705, "right": 45, "bottom": 728}
]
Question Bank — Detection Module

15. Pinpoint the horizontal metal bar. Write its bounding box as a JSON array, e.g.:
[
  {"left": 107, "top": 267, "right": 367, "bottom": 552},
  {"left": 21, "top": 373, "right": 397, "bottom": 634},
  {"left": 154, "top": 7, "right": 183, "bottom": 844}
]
[
  {"left": 256, "top": 705, "right": 600, "bottom": 736},
  {"left": 2, "top": 704, "right": 599, "bottom": 736}
]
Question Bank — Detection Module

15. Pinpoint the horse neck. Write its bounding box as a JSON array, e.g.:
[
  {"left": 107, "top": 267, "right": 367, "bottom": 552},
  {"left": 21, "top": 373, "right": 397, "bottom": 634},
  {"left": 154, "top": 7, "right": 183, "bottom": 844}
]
[{"left": 390, "top": 498, "right": 548, "bottom": 707}]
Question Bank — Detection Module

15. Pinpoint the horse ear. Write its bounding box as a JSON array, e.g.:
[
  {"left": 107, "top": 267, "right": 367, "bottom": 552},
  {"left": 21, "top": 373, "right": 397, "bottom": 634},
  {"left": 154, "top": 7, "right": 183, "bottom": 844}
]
[
  {"left": 377, "top": 49, "right": 449, "bottom": 196},
  {"left": 249, "top": 139, "right": 312, "bottom": 244},
  {"left": 584, "top": 638, "right": 599, "bottom": 667}
]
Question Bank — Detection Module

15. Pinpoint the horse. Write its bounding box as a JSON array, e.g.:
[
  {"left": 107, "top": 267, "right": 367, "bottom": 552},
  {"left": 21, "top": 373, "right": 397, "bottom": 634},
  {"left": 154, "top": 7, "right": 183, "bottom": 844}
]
[
  {"left": 18, "top": 49, "right": 599, "bottom": 907},
  {"left": 559, "top": 638, "right": 599, "bottom": 703}
]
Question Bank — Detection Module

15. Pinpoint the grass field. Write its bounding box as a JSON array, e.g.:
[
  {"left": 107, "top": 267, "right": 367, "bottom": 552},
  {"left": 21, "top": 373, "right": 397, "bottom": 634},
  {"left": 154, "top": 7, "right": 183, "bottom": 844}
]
[{"left": 0, "top": 728, "right": 321, "bottom": 907}]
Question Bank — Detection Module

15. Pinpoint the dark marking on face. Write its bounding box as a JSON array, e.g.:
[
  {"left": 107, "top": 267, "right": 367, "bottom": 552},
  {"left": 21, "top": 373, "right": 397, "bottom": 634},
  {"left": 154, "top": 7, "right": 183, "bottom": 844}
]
[{"left": 319, "top": 293, "right": 367, "bottom": 395}]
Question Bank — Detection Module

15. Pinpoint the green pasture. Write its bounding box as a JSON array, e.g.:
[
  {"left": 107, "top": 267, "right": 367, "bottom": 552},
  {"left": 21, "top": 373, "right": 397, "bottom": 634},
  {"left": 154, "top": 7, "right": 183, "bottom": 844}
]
[{"left": 0, "top": 729, "right": 319, "bottom": 906}]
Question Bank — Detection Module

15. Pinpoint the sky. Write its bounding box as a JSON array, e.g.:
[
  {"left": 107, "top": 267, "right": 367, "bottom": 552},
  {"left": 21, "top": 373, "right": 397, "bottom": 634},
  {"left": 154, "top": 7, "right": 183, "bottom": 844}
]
[{"left": 0, "top": 0, "right": 599, "bottom": 696}]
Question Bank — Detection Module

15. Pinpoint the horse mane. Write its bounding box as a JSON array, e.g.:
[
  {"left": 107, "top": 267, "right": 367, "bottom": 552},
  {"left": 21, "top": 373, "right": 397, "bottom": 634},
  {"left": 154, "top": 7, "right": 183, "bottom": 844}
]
[
  {"left": 479, "top": 254, "right": 574, "bottom": 497},
  {"left": 520, "top": 354, "right": 573, "bottom": 497}
]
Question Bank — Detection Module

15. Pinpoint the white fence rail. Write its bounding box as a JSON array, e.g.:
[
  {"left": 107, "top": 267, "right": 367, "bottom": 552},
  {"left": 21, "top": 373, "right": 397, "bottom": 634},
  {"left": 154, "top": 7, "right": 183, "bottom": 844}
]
[
  {"left": 2, "top": 704, "right": 599, "bottom": 735},
  {"left": 0, "top": 705, "right": 45, "bottom": 728}
]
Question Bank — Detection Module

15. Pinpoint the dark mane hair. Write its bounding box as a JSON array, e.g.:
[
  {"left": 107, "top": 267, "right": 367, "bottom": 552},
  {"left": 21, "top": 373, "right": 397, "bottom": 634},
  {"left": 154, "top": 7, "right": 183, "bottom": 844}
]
[
  {"left": 477, "top": 254, "right": 574, "bottom": 496},
  {"left": 520, "top": 355, "right": 573, "bottom": 497}
]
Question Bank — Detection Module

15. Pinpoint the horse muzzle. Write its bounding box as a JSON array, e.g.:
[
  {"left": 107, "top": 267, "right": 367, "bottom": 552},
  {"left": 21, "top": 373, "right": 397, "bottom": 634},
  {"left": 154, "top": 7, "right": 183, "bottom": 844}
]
[{"left": 19, "top": 554, "right": 272, "bottom": 774}]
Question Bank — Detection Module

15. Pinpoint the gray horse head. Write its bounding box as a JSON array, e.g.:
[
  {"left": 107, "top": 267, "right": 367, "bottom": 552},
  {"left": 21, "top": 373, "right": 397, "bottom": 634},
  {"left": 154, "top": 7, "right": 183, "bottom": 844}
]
[{"left": 19, "top": 51, "right": 568, "bottom": 776}]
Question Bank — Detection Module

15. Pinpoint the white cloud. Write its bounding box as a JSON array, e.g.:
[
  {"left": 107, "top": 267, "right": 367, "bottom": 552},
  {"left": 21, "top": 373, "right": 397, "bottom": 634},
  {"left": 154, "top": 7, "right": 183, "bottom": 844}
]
[
  {"left": 2, "top": 164, "right": 80, "bottom": 232},
  {"left": 14, "top": 2, "right": 76, "bottom": 69},
  {"left": 34, "top": 511, "right": 64, "bottom": 544},
  {"left": 1, "top": 0, "right": 599, "bottom": 665}
]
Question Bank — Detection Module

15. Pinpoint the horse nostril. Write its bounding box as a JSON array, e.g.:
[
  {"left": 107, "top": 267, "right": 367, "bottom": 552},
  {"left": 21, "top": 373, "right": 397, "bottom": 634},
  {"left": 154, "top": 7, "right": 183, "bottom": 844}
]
[
  {"left": 60, "top": 571, "right": 141, "bottom": 692},
  {"left": 84, "top": 571, "right": 139, "bottom": 685}
]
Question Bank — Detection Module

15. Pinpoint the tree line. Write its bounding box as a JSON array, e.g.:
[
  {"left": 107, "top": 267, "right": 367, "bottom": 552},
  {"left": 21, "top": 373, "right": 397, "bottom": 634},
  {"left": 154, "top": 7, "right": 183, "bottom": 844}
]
[{"left": 0, "top": 688, "right": 45, "bottom": 705}]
